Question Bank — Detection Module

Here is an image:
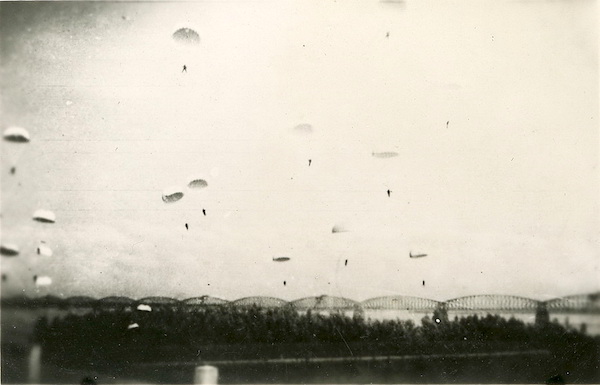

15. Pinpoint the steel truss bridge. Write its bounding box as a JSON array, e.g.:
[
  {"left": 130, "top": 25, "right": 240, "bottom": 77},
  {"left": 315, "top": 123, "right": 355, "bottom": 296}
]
[{"left": 3, "top": 292, "right": 599, "bottom": 313}]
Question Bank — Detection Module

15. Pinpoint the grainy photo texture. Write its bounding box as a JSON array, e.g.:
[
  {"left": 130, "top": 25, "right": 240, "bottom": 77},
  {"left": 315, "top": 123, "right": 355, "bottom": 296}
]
[{"left": 0, "top": 0, "right": 598, "bottom": 383}]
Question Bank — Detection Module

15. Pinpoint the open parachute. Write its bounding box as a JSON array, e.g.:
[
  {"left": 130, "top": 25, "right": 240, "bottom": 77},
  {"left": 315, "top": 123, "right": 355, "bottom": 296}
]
[
  {"left": 3, "top": 127, "right": 30, "bottom": 171},
  {"left": 0, "top": 243, "right": 19, "bottom": 257},
  {"left": 32, "top": 209, "right": 56, "bottom": 223},
  {"left": 34, "top": 275, "right": 52, "bottom": 287},
  {"left": 162, "top": 187, "right": 184, "bottom": 203},
  {"left": 293, "top": 123, "right": 313, "bottom": 134},
  {"left": 172, "top": 27, "right": 200, "bottom": 45},
  {"left": 127, "top": 323, "right": 140, "bottom": 330},
  {"left": 188, "top": 177, "right": 208, "bottom": 189},
  {"left": 137, "top": 304, "right": 152, "bottom": 312},
  {"left": 372, "top": 151, "right": 399, "bottom": 158},
  {"left": 332, "top": 224, "right": 349, "bottom": 234},
  {"left": 3, "top": 127, "right": 30, "bottom": 142},
  {"left": 37, "top": 242, "right": 53, "bottom": 257}
]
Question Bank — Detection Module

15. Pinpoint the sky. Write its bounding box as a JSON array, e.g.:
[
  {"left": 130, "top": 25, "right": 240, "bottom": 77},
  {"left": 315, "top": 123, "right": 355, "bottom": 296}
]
[{"left": 0, "top": 0, "right": 598, "bottom": 302}]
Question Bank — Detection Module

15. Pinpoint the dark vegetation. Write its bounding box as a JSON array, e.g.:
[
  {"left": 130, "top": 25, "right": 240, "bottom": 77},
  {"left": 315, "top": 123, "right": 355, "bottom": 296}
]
[{"left": 31, "top": 305, "right": 599, "bottom": 382}]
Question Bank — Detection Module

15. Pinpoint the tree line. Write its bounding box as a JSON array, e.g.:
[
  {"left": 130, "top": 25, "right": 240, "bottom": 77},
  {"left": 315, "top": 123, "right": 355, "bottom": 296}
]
[{"left": 33, "top": 305, "right": 599, "bottom": 374}]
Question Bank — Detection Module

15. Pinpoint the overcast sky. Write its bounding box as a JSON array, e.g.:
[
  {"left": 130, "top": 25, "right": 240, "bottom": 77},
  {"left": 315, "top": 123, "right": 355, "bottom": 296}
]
[{"left": 1, "top": 0, "right": 598, "bottom": 301}]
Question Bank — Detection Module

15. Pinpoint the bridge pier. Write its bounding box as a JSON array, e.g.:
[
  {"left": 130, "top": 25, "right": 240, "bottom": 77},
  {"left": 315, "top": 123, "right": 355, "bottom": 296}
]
[
  {"left": 535, "top": 302, "right": 549, "bottom": 326},
  {"left": 433, "top": 302, "right": 449, "bottom": 323}
]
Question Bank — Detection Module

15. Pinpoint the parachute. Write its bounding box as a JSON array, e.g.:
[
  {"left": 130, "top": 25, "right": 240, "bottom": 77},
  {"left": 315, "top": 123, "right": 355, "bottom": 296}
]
[
  {"left": 331, "top": 224, "right": 349, "bottom": 234},
  {"left": 187, "top": 178, "right": 208, "bottom": 189},
  {"left": 32, "top": 209, "right": 56, "bottom": 223},
  {"left": 137, "top": 304, "right": 152, "bottom": 312},
  {"left": 273, "top": 257, "right": 290, "bottom": 262},
  {"left": 3, "top": 127, "right": 30, "bottom": 169},
  {"left": 162, "top": 187, "right": 184, "bottom": 203},
  {"left": 293, "top": 123, "right": 313, "bottom": 134},
  {"left": 172, "top": 27, "right": 200, "bottom": 45},
  {"left": 127, "top": 323, "right": 140, "bottom": 330},
  {"left": 37, "top": 242, "right": 53, "bottom": 257},
  {"left": 34, "top": 275, "right": 52, "bottom": 286},
  {"left": 409, "top": 252, "right": 428, "bottom": 259},
  {"left": 372, "top": 151, "right": 399, "bottom": 158},
  {"left": 3, "top": 127, "right": 30, "bottom": 143},
  {"left": 0, "top": 243, "right": 19, "bottom": 256}
]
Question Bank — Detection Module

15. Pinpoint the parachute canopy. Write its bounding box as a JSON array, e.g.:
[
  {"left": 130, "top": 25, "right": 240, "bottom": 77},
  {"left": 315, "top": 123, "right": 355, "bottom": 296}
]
[
  {"left": 127, "top": 323, "right": 140, "bottom": 330},
  {"left": 3, "top": 126, "right": 30, "bottom": 143},
  {"left": 273, "top": 257, "right": 290, "bottom": 262},
  {"left": 372, "top": 151, "right": 399, "bottom": 158},
  {"left": 32, "top": 209, "right": 56, "bottom": 223},
  {"left": 0, "top": 243, "right": 19, "bottom": 256},
  {"left": 409, "top": 252, "right": 428, "bottom": 259},
  {"left": 293, "top": 123, "right": 313, "bottom": 134},
  {"left": 172, "top": 27, "right": 200, "bottom": 45},
  {"left": 188, "top": 178, "right": 208, "bottom": 189},
  {"left": 332, "top": 224, "right": 349, "bottom": 234},
  {"left": 162, "top": 187, "right": 184, "bottom": 203},
  {"left": 37, "top": 242, "right": 53, "bottom": 257},
  {"left": 34, "top": 275, "right": 52, "bottom": 286},
  {"left": 137, "top": 304, "right": 152, "bottom": 312}
]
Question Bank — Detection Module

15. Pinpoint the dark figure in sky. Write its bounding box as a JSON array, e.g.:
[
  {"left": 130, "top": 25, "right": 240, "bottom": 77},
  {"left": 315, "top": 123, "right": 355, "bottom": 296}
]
[
  {"left": 185, "top": 223, "right": 188, "bottom": 230},
  {"left": 202, "top": 209, "right": 206, "bottom": 216},
  {"left": 446, "top": 120, "right": 449, "bottom": 128},
  {"left": 10, "top": 167, "right": 15, "bottom": 175},
  {"left": 308, "top": 159, "right": 311, "bottom": 166},
  {"left": 422, "top": 280, "right": 425, "bottom": 286},
  {"left": 182, "top": 65, "right": 187, "bottom": 73},
  {"left": 283, "top": 281, "right": 286, "bottom": 286},
  {"left": 387, "top": 189, "right": 391, "bottom": 197},
  {"left": 344, "top": 259, "right": 348, "bottom": 266},
  {"left": 386, "top": 32, "right": 390, "bottom": 38}
]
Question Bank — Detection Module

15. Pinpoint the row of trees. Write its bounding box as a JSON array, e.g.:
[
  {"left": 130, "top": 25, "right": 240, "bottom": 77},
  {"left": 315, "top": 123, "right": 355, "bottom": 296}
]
[{"left": 33, "top": 306, "right": 598, "bottom": 367}]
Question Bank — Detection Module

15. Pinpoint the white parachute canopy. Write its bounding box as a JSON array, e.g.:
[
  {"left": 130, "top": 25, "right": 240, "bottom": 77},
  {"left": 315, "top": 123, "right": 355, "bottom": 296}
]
[
  {"left": 32, "top": 209, "right": 56, "bottom": 223},
  {"left": 3, "top": 126, "right": 30, "bottom": 168},
  {"left": 137, "top": 304, "right": 152, "bottom": 312},
  {"left": 127, "top": 323, "right": 140, "bottom": 330},
  {"left": 0, "top": 243, "right": 20, "bottom": 257},
  {"left": 3, "top": 126, "right": 30, "bottom": 143},
  {"left": 34, "top": 275, "right": 52, "bottom": 286},
  {"left": 331, "top": 224, "right": 349, "bottom": 234},
  {"left": 372, "top": 151, "right": 399, "bottom": 158},
  {"left": 162, "top": 187, "right": 184, "bottom": 203},
  {"left": 187, "top": 177, "right": 208, "bottom": 189},
  {"left": 293, "top": 123, "right": 313, "bottom": 134},
  {"left": 172, "top": 27, "right": 200, "bottom": 45},
  {"left": 37, "top": 242, "right": 53, "bottom": 257},
  {"left": 409, "top": 251, "right": 428, "bottom": 259}
]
